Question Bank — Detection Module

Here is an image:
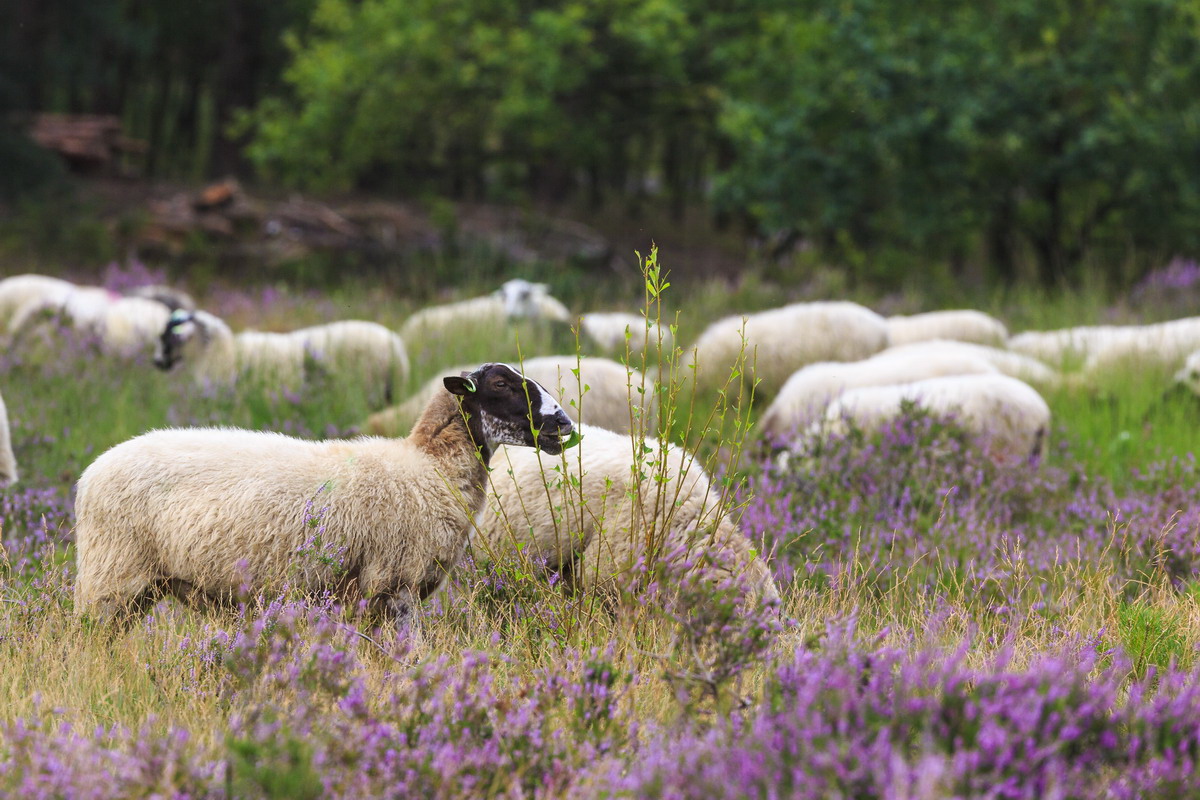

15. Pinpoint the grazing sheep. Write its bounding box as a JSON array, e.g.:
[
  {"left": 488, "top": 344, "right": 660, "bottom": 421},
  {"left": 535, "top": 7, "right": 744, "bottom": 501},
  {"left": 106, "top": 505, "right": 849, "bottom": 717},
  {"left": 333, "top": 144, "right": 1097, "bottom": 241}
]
[
  {"left": 155, "top": 310, "right": 410, "bottom": 401},
  {"left": 401, "top": 279, "right": 572, "bottom": 344},
  {"left": 365, "top": 356, "right": 655, "bottom": 437},
  {"left": 1008, "top": 325, "right": 1132, "bottom": 367},
  {"left": 0, "top": 274, "right": 75, "bottom": 334},
  {"left": 759, "top": 347, "right": 1002, "bottom": 442},
  {"left": 74, "top": 363, "right": 574, "bottom": 622},
  {"left": 580, "top": 311, "right": 674, "bottom": 359},
  {"left": 1011, "top": 318, "right": 1200, "bottom": 376},
  {"left": 683, "top": 301, "right": 889, "bottom": 399},
  {"left": 9, "top": 287, "right": 172, "bottom": 358},
  {"left": 474, "top": 424, "right": 779, "bottom": 603},
  {"left": 808, "top": 373, "right": 1051, "bottom": 466},
  {"left": 886, "top": 310, "right": 1009, "bottom": 347},
  {"left": 1080, "top": 318, "right": 1200, "bottom": 378},
  {"left": 0, "top": 388, "right": 17, "bottom": 487},
  {"left": 880, "top": 340, "right": 1060, "bottom": 386}
]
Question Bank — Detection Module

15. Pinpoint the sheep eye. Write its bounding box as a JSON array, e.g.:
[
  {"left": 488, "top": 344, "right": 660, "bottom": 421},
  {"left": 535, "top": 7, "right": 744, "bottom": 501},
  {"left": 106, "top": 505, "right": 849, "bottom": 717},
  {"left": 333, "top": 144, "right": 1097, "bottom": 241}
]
[{"left": 495, "top": 380, "right": 508, "bottom": 389}]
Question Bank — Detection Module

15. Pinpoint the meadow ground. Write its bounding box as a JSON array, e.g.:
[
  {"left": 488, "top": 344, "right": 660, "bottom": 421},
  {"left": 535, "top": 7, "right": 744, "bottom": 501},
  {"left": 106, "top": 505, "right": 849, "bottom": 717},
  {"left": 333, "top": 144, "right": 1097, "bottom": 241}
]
[{"left": 2, "top": 255, "right": 1200, "bottom": 797}]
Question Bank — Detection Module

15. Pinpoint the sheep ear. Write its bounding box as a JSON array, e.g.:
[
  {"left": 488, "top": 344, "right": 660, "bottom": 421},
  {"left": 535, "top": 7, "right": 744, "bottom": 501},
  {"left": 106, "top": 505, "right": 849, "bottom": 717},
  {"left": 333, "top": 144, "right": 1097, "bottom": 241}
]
[{"left": 444, "top": 376, "right": 477, "bottom": 395}]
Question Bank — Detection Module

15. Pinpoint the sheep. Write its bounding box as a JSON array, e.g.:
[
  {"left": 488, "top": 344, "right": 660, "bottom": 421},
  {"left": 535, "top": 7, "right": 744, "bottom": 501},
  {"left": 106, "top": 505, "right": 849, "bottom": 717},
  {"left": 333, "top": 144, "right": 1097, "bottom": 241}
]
[
  {"left": 682, "top": 301, "right": 889, "bottom": 400},
  {"left": 1007, "top": 325, "right": 1134, "bottom": 367},
  {"left": 73, "top": 362, "right": 575, "bottom": 622},
  {"left": 885, "top": 310, "right": 1008, "bottom": 347},
  {"left": 580, "top": 311, "right": 674, "bottom": 360},
  {"left": 401, "top": 279, "right": 572, "bottom": 344},
  {"left": 473, "top": 424, "right": 779, "bottom": 603},
  {"left": 0, "top": 274, "right": 75, "bottom": 335},
  {"left": 758, "top": 346, "right": 1003, "bottom": 443},
  {"left": 879, "top": 340, "right": 1060, "bottom": 386},
  {"left": 806, "top": 373, "right": 1051, "bottom": 466},
  {"left": 0, "top": 388, "right": 17, "bottom": 487},
  {"left": 1010, "top": 318, "right": 1200, "bottom": 377},
  {"left": 1080, "top": 318, "right": 1200, "bottom": 378},
  {"left": 155, "top": 310, "right": 410, "bottom": 402},
  {"left": 9, "top": 287, "right": 172, "bottom": 358},
  {"left": 364, "top": 356, "right": 656, "bottom": 437}
]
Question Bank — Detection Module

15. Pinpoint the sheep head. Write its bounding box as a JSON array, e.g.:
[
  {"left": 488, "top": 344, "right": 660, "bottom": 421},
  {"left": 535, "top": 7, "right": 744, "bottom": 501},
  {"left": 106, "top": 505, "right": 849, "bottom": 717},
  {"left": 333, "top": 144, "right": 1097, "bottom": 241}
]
[
  {"left": 444, "top": 362, "right": 573, "bottom": 456},
  {"left": 154, "top": 310, "right": 196, "bottom": 371}
]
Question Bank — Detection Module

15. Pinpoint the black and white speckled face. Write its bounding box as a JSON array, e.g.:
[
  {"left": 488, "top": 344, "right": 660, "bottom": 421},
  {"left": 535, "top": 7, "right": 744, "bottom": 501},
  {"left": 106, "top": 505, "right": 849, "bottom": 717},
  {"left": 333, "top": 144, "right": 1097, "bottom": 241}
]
[
  {"left": 154, "top": 311, "right": 197, "bottom": 371},
  {"left": 444, "top": 362, "right": 573, "bottom": 455}
]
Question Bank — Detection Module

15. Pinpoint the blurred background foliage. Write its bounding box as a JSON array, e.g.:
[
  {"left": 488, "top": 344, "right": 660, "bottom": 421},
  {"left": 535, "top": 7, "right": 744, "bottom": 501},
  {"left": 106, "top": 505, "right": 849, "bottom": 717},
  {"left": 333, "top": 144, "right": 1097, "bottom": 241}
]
[{"left": 3, "top": 0, "right": 1200, "bottom": 287}]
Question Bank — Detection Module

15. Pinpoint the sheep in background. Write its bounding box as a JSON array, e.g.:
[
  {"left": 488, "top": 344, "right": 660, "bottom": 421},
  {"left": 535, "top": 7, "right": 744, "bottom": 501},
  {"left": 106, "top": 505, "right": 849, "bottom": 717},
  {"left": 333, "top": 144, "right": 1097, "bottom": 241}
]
[
  {"left": 9, "top": 286, "right": 172, "bottom": 359},
  {"left": 74, "top": 363, "right": 574, "bottom": 622},
  {"left": 401, "top": 279, "right": 571, "bottom": 345},
  {"left": 881, "top": 340, "right": 1059, "bottom": 386},
  {"left": 806, "top": 373, "right": 1051, "bottom": 466},
  {"left": 155, "top": 310, "right": 410, "bottom": 402},
  {"left": 580, "top": 311, "right": 674, "bottom": 360},
  {"left": 365, "top": 355, "right": 655, "bottom": 437},
  {"left": 1080, "top": 318, "right": 1200, "bottom": 378},
  {"left": 0, "top": 274, "right": 75, "bottom": 332},
  {"left": 1176, "top": 350, "right": 1200, "bottom": 395},
  {"left": 886, "top": 310, "right": 1008, "bottom": 347},
  {"left": 683, "top": 301, "right": 889, "bottom": 399},
  {"left": 474, "top": 424, "right": 779, "bottom": 603},
  {"left": 1008, "top": 325, "right": 1133, "bottom": 366},
  {"left": 0, "top": 388, "right": 17, "bottom": 487},
  {"left": 759, "top": 347, "right": 1002, "bottom": 443}
]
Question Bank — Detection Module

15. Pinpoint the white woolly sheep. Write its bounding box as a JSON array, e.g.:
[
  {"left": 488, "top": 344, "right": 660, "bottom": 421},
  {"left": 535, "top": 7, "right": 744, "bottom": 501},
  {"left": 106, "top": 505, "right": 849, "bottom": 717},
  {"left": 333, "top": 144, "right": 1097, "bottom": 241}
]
[
  {"left": 807, "top": 373, "right": 1051, "bottom": 466},
  {"left": 683, "top": 301, "right": 889, "bottom": 399},
  {"left": 0, "top": 388, "right": 17, "bottom": 487},
  {"left": 1007, "top": 325, "right": 1133, "bottom": 367},
  {"left": 473, "top": 424, "right": 779, "bottom": 603},
  {"left": 880, "top": 340, "right": 1060, "bottom": 386},
  {"left": 73, "top": 363, "right": 574, "bottom": 622},
  {"left": 580, "top": 311, "right": 674, "bottom": 359},
  {"left": 759, "top": 346, "right": 1003, "bottom": 442},
  {"left": 365, "top": 356, "right": 656, "bottom": 437},
  {"left": 401, "top": 279, "right": 572, "bottom": 344},
  {"left": 9, "top": 287, "right": 173, "bottom": 358},
  {"left": 885, "top": 310, "right": 1009, "bottom": 347},
  {"left": 0, "top": 274, "right": 75, "bottom": 335},
  {"left": 1080, "top": 318, "right": 1200, "bottom": 378},
  {"left": 155, "top": 310, "right": 411, "bottom": 402}
]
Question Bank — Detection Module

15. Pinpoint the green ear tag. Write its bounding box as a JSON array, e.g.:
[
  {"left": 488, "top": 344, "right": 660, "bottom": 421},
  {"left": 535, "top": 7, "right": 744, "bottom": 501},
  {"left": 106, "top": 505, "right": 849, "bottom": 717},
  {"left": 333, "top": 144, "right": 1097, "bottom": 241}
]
[{"left": 465, "top": 378, "right": 477, "bottom": 393}]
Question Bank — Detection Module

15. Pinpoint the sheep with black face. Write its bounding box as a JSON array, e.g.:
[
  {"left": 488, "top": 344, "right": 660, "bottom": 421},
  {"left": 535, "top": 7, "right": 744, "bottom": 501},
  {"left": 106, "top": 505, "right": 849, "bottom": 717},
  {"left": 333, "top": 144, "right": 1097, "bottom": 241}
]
[
  {"left": 74, "top": 363, "right": 573, "bottom": 623},
  {"left": 155, "top": 309, "right": 410, "bottom": 403}
]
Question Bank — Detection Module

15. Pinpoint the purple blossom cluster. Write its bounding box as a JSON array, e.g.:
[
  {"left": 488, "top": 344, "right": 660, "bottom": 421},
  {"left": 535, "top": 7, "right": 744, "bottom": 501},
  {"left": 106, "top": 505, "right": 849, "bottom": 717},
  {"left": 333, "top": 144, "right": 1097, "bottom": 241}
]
[
  {"left": 595, "top": 622, "right": 1200, "bottom": 799},
  {"left": 739, "top": 410, "right": 1200, "bottom": 595},
  {"left": 6, "top": 599, "right": 1200, "bottom": 798}
]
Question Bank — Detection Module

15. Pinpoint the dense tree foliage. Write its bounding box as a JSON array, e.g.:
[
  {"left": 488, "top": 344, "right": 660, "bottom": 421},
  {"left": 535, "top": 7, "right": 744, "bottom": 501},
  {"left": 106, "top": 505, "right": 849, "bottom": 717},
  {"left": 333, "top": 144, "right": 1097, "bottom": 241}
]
[{"left": 5, "top": 0, "right": 1200, "bottom": 283}]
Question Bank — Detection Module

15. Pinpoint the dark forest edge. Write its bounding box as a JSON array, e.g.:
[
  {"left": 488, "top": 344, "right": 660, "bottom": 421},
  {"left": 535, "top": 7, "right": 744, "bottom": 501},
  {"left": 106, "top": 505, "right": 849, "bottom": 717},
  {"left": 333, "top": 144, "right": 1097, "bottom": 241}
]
[{"left": 3, "top": 0, "right": 1199, "bottom": 289}]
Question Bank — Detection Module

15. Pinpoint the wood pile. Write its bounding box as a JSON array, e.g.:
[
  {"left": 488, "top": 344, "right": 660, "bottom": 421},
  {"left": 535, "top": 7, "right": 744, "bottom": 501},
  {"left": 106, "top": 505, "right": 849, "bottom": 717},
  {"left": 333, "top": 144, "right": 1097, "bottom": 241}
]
[
  {"left": 27, "top": 114, "right": 146, "bottom": 175},
  {"left": 137, "top": 180, "right": 616, "bottom": 270}
]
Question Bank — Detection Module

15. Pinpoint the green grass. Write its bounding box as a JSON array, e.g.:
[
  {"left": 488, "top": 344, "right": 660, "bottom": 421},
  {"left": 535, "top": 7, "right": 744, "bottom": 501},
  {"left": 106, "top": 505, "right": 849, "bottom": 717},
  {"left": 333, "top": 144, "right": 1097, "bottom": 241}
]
[{"left": 3, "top": 250, "right": 1200, "bottom": 751}]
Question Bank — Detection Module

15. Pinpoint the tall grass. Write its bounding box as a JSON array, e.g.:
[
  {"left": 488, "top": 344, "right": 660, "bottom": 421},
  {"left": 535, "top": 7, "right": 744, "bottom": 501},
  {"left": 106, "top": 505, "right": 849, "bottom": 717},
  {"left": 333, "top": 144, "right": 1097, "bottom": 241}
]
[{"left": 2, "top": 253, "right": 1200, "bottom": 795}]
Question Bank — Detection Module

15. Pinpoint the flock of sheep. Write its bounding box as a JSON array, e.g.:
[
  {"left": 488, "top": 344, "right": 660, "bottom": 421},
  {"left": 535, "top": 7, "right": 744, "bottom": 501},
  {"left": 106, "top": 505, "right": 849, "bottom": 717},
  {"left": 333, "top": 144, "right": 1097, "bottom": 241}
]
[{"left": 1, "top": 269, "right": 1199, "bottom": 627}]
